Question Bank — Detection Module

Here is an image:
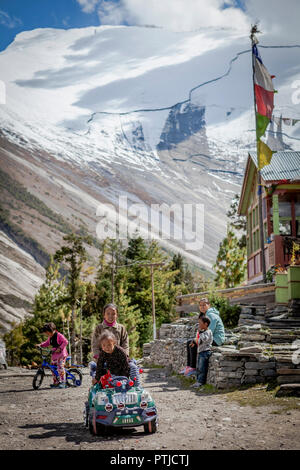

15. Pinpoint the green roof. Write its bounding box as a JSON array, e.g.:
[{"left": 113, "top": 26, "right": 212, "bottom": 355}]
[{"left": 249, "top": 151, "right": 300, "bottom": 181}]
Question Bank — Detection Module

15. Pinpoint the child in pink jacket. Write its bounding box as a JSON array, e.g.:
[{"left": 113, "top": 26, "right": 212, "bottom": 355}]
[{"left": 36, "top": 322, "right": 69, "bottom": 388}]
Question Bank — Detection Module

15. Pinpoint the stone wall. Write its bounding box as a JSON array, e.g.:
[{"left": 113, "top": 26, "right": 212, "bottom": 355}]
[
  {"left": 238, "top": 305, "right": 300, "bottom": 328},
  {"left": 143, "top": 315, "right": 300, "bottom": 389},
  {"left": 206, "top": 350, "right": 277, "bottom": 389}
]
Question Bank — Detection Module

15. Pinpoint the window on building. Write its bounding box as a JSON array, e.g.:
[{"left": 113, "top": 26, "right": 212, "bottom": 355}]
[
  {"left": 279, "top": 199, "right": 292, "bottom": 235},
  {"left": 253, "top": 228, "right": 260, "bottom": 252},
  {"left": 279, "top": 220, "right": 292, "bottom": 235},
  {"left": 247, "top": 237, "right": 251, "bottom": 257},
  {"left": 247, "top": 204, "right": 264, "bottom": 255},
  {"left": 271, "top": 196, "right": 293, "bottom": 236}
]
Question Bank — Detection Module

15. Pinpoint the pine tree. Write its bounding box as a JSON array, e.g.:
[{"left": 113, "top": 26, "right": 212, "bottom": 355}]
[
  {"left": 95, "top": 237, "right": 126, "bottom": 314},
  {"left": 3, "top": 322, "right": 25, "bottom": 366},
  {"left": 117, "top": 281, "right": 141, "bottom": 357},
  {"left": 124, "top": 236, "right": 180, "bottom": 346},
  {"left": 172, "top": 253, "right": 185, "bottom": 285},
  {"left": 171, "top": 252, "right": 195, "bottom": 294},
  {"left": 54, "top": 234, "right": 91, "bottom": 359},
  {"left": 5, "top": 257, "right": 68, "bottom": 366},
  {"left": 213, "top": 224, "right": 246, "bottom": 288},
  {"left": 22, "top": 257, "right": 68, "bottom": 364},
  {"left": 213, "top": 194, "right": 247, "bottom": 289},
  {"left": 226, "top": 193, "right": 247, "bottom": 249}
]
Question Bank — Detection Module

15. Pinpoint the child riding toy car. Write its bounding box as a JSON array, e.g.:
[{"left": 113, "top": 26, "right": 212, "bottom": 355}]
[{"left": 84, "top": 370, "right": 158, "bottom": 435}]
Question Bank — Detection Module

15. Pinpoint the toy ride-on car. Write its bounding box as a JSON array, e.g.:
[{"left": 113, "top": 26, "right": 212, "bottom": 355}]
[{"left": 84, "top": 370, "right": 158, "bottom": 436}]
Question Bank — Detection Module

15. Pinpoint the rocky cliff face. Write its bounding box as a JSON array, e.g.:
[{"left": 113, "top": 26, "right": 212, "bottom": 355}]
[
  {"left": 157, "top": 102, "right": 207, "bottom": 151},
  {"left": 0, "top": 231, "right": 44, "bottom": 335}
]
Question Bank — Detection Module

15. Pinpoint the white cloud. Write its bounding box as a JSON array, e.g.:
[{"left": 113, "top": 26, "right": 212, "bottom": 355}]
[
  {"left": 76, "top": 0, "right": 101, "bottom": 14},
  {"left": 76, "top": 0, "right": 249, "bottom": 32},
  {"left": 76, "top": 0, "right": 300, "bottom": 42},
  {"left": 0, "top": 10, "right": 22, "bottom": 29},
  {"left": 97, "top": 0, "right": 249, "bottom": 32},
  {"left": 97, "top": 1, "right": 129, "bottom": 26},
  {"left": 120, "top": 0, "right": 249, "bottom": 32}
]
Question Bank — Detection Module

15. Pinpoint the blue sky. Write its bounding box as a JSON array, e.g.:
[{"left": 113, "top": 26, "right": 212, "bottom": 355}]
[{"left": 0, "top": 0, "right": 102, "bottom": 51}]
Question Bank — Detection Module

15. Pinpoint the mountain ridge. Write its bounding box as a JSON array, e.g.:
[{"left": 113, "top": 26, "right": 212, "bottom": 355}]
[{"left": 1, "top": 25, "right": 300, "bottom": 333}]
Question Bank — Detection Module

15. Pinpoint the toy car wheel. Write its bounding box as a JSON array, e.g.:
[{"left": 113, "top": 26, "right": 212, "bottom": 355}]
[
  {"left": 32, "top": 369, "right": 44, "bottom": 390},
  {"left": 144, "top": 418, "right": 157, "bottom": 434},
  {"left": 66, "top": 368, "right": 82, "bottom": 387},
  {"left": 95, "top": 422, "right": 109, "bottom": 436},
  {"left": 89, "top": 419, "right": 95, "bottom": 435},
  {"left": 88, "top": 417, "right": 108, "bottom": 436}
]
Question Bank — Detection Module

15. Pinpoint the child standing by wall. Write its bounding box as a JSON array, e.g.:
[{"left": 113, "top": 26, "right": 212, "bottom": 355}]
[
  {"left": 192, "top": 316, "right": 213, "bottom": 388},
  {"left": 36, "top": 322, "right": 69, "bottom": 389}
]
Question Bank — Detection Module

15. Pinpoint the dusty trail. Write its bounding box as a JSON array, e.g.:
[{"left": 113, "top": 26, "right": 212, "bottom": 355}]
[{"left": 0, "top": 366, "right": 299, "bottom": 450}]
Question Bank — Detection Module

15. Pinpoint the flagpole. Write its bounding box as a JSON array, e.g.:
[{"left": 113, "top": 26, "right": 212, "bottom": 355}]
[{"left": 250, "top": 25, "right": 267, "bottom": 283}]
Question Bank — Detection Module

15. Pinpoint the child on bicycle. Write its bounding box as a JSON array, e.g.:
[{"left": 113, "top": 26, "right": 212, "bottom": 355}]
[{"left": 36, "top": 322, "right": 69, "bottom": 389}]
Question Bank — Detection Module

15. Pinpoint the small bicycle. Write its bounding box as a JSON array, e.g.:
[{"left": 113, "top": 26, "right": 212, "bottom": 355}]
[{"left": 32, "top": 347, "right": 82, "bottom": 390}]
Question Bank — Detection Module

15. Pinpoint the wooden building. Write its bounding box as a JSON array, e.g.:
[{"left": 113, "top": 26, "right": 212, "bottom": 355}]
[{"left": 238, "top": 151, "right": 300, "bottom": 284}]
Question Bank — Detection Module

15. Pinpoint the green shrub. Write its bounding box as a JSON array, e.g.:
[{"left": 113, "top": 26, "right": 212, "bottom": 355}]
[{"left": 208, "top": 290, "right": 241, "bottom": 329}]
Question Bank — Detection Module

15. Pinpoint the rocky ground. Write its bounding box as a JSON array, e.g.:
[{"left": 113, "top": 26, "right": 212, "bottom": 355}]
[{"left": 0, "top": 366, "right": 299, "bottom": 451}]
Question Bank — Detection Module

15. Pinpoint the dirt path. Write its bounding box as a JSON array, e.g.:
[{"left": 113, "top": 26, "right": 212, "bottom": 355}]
[{"left": 0, "top": 366, "right": 299, "bottom": 450}]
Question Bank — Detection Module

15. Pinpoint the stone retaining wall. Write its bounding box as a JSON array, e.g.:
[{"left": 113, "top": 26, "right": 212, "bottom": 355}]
[
  {"left": 238, "top": 305, "right": 300, "bottom": 328},
  {"left": 143, "top": 315, "right": 300, "bottom": 389},
  {"left": 206, "top": 349, "right": 277, "bottom": 389}
]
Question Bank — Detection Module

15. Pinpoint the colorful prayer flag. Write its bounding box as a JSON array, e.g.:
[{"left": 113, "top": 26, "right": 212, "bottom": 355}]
[
  {"left": 253, "top": 45, "right": 275, "bottom": 119},
  {"left": 257, "top": 139, "right": 275, "bottom": 170},
  {"left": 254, "top": 84, "right": 274, "bottom": 119},
  {"left": 253, "top": 43, "right": 276, "bottom": 168},
  {"left": 273, "top": 115, "right": 300, "bottom": 126},
  {"left": 256, "top": 113, "right": 270, "bottom": 140}
]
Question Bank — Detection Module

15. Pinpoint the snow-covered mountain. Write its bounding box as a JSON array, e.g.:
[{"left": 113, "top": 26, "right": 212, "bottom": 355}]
[{"left": 0, "top": 24, "right": 300, "bottom": 278}]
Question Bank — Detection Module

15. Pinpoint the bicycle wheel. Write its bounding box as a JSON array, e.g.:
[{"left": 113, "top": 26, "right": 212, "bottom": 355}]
[
  {"left": 66, "top": 368, "right": 82, "bottom": 387},
  {"left": 33, "top": 369, "right": 45, "bottom": 390}
]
